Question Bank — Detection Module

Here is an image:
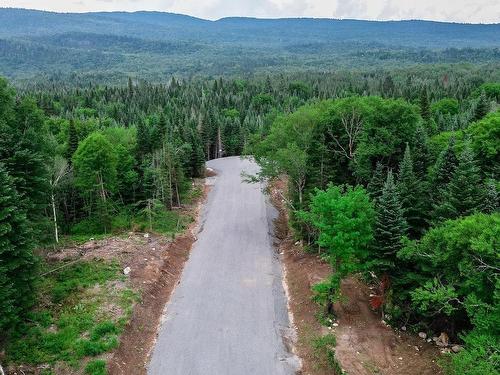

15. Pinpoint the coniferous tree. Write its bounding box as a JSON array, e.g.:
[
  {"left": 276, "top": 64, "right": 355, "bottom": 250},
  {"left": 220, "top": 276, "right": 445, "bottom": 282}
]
[
  {"left": 66, "top": 119, "right": 79, "bottom": 163},
  {"left": 374, "top": 170, "right": 408, "bottom": 272},
  {"left": 474, "top": 91, "right": 490, "bottom": 121},
  {"left": 411, "top": 124, "right": 431, "bottom": 179},
  {"left": 367, "top": 162, "right": 385, "bottom": 201},
  {"left": 430, "top": 137, "right": 458, "bottom": 207},
  {"left": 437, "top": 141, "right": 482, "bottom": 221},
  {"left": 481, "top": 179, "right": 499, "bottom": 213},
  {"left": 420, "top": 88, "right": 431, "bottom": 122},
  {"left": 136, "top": 120, "right": 150, "bottom": 163},
  {"left": 397, "top": 144, "right": 426, "bottom": 237},
  {"left": 0, "top": 164, "right": 36, "bottom": 331}
]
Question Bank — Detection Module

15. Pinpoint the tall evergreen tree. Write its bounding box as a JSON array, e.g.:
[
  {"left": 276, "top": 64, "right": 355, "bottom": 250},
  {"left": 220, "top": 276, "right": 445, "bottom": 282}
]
[
  {"left": 136, "top": 120, "right": 151, "bottom": 163},
  {"left": 397, "top": 144, "right": 426, "bottom": 237},
  {"left": 411, "top": 124, "right": 431, "bottom": 179},
  {"left": 374, "top": 170, "right": 408, "bottom": 272},
  {"left": 66, "top": 119, "right": 79, "bottom": 163},
  {"left": 436, "top": 141, "right": 482, "bottom": 220},
  {"left": 474, "top": 91, "right": 490, "bottom": 121},
  {"left": 481, "top": 179, "right": 499, "bottom": 214},
  {"left": 367, "top": 162, "right": 385, "bottom": 201},
  {"left": 419, "top": 88, "right": 431, "bottom": 122},
  {"left": 0, "top": 164, "right": 36, "bottom": 331},
  {"left": 430, "top": 137, "right": 458, "bottom": 202}
]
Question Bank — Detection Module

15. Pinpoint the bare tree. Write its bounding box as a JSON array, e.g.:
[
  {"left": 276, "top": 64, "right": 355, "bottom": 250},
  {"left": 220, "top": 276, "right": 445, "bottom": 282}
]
[
  {"left": 49, "top": 156, "right": 70, "bottom": 243},
  {"left": 329, "top": 108, "right": 363, "bottom": 162}
]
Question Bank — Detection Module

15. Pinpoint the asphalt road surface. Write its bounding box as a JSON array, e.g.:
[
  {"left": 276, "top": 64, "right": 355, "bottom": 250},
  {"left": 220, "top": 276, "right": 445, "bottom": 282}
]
[{"left": 148, "top": 157, "right": 298, "bottom": 375}]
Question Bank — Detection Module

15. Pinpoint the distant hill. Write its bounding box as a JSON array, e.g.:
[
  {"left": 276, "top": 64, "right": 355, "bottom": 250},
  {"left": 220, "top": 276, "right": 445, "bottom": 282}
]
[{"left": 0, "top": 8, "right": 499, "bottom": 82}]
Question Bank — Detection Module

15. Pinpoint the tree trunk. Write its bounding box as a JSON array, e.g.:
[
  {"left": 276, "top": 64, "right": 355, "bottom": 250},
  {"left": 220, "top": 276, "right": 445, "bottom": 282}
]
[{"left": 51, "top": 193, "right": 59, "bottom": 243}]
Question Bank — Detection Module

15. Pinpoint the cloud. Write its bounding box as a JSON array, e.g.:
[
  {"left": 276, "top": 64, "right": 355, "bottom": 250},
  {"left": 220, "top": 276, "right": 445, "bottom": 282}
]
[{"left": 1, "top": 0, "right": 499, "bottom": 23}]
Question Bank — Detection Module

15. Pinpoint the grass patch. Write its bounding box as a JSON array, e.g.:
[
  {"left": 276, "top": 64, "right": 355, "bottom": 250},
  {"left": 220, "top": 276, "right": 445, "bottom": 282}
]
[
  {"left": 85, "top": 359, "right": 107, "bottom": 375},
  {"left": 5, "top": 260, "right": 138, "bottom": 372},
  {"left": 312, "top": 334, "right": 344, "bottom": 373}
]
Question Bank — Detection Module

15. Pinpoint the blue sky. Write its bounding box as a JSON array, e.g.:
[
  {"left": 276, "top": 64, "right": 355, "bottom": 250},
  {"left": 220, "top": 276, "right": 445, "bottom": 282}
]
[{"left": 2, "top": 0, "right": 499, "bottom": 23}]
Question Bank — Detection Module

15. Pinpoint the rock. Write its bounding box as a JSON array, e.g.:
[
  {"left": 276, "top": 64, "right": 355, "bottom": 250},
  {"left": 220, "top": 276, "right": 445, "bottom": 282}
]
[
  {"left": 432, "top": 336, "right": 439, "bottom": 342},
  {"left": 401, "top": 326, "right": 407, "bottom": 331},
  {"left": 144, "top": 233, "right": 150, "bottom": 238},
  {"left": 332, "top": 323, "right": 339, "bottom": 327},
  {"left": 418, "top": 332, "right": 427, "bottom": 339},
  {"left": 438, "top": 332, "right": 449, "bottom": 346},
  {"left": 427, "top": 338, "right": 432, "bottom": 342},
  {"left": 451, "top": 345, "right": 463, "bottom": 353},
  {"left": 123, "top": 266, "right": 131, "bottom": 275},
  {"left": 414, "top": 346, "right": 420, "bottom": 351}
]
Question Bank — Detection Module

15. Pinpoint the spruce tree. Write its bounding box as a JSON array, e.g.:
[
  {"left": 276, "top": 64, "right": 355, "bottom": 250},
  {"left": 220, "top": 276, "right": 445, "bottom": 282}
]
[
  {"left": 411, "top": 124, "right": 431, "bottom": 179},
  {"left": 374, "top": 170, "right": 408, "bottom": 272},
  {"left": 136, "top": 120, "right": 150, "bottom": 163},
  {"left": 474, "top": 91, "right": 490, "bottom": 121},
  {"left": 397, "top": 144, "right": 426, "bottom": 238},
  {"left": 437, "top": 141, "right": 482, "bottom": 220},
  {"left": 66, "top": 119, "right": 79, "bottom": 163},
  {"left": 430, "top": 138, "right": 458, "bottom": 199},
  {"left": 0, "top": 164, "right": 36, "bottom": 331},
  {"left": 420, "top": 88, "right": 431, "bottom": 122},
  {"left": 481, "top": 179, "right": 499, "bottom": 213},
  {"left": 367, "top": 162, "right": 385, "bottom": 201}
]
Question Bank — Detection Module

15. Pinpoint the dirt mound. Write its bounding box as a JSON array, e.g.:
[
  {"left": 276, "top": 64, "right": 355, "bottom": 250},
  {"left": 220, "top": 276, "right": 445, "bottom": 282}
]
[{"left": 334, "top": 278, "right": 442, "bottom": 375}]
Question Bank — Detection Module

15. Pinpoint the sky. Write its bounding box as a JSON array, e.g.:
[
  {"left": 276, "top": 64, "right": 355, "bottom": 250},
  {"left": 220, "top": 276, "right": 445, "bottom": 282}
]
[{"left": 1, "top": 0, "right": 499, "bottom": 23}]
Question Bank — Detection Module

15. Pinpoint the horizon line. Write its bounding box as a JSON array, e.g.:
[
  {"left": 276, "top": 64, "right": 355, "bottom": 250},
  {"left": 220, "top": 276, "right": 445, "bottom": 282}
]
[{"left": 1, "top": 7, "right": 499, "bottom": 26}]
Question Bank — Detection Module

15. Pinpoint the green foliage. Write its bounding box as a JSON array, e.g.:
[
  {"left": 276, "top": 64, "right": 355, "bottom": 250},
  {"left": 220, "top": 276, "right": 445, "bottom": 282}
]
[
  {"left": 73, "top": 133, "right": 118, "bottom": 197},
  {"left": 445, "top": 330, "right": 500, "bottom": 375},
  {"left": 5, "top": 260, "right": 134, "bottom": 370},
  {"left": 436, "top": 141, "right": 482, "bottom": 221},
  {"left": 397, "top": 144, "right": 428, "bottom": 237},
  {"left": 373, "top": 171, "right": 408, "bottom": 272},
  {"left": 300, "top": 184, "right": 374, "bottom": 299},
  {"left": 0, "top": 164, "right": 36, "bottom": 331},
  {"left": 420, "top": 88, "right": 431, "bottom": 122},
  {"left": 367, "top": 162, "right": 386, "bottom": 201},
  {"left": 474, "top": 91, "right": 490, "bottom": 121},
  {"left": 85, "top": 359, "right": 107, "bottom": 375},
  {"left": 398, "top": 213, "right": 499, "bottom": 323},
  {"left": 312, "top": 334, "right": 343, "bottom": 373},
  {"left": 467, "top": 111, "right": 500, "bottom": 176},
  {"left": 431, "top": 98, "right": 459, "bottom": 117}
]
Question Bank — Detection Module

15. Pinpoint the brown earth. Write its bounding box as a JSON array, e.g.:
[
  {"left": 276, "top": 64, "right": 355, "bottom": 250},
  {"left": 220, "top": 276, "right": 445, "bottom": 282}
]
[{"left": 269, "top": 178, "right": 443, "bottom": 375}]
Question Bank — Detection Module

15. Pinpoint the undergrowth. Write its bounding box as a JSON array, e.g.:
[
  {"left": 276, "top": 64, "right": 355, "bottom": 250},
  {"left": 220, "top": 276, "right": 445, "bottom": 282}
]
[
  {"left": 312, "top": 334, "right": 345, "bottom": 374},
  {"left": 5, "top": 260, "right": 139, "bottom": 372}
]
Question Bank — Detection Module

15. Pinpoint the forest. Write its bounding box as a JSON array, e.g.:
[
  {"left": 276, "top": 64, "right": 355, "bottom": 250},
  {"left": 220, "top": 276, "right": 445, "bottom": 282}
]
[
  {"left": 0, "top": 41, "right": 499, "bottom": 374},
  {"left": 250, "top": 72, "right": 500, "bottom": 373},
  {"left": 1, "top": 8, "right": 500, "bottom": 81}
]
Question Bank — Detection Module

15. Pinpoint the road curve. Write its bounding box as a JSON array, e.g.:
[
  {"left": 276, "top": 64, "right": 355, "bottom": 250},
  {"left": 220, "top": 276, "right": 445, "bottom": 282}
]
[{"left": 148, "top": 156, "right": 298, "bottom": 375}]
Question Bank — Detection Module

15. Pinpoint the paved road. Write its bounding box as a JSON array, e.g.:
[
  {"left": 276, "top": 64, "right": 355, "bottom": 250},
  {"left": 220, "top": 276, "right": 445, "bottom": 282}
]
[{"left": 148, "top": 157, "right": 298, "bottom": 375}]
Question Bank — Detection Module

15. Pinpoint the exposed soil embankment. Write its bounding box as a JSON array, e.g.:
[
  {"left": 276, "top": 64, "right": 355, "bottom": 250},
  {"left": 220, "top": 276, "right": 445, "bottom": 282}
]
[{"left": 269, "top": 178, "right": 442, "bottom": 375}]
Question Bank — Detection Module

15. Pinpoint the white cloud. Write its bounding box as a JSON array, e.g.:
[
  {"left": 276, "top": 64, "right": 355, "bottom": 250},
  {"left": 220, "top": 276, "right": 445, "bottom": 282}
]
[{"left": 1, "top": 0, "right": 499, "bottom": 23}]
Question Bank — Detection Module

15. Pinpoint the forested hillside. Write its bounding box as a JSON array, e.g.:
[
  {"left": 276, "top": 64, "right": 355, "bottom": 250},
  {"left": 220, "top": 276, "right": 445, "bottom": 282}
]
[
  {"left": 0, "top": 7, "right": 499, "bottom": 372},
  {"left": 0, "top": 8, "right": 499, "bottom": 81}
]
